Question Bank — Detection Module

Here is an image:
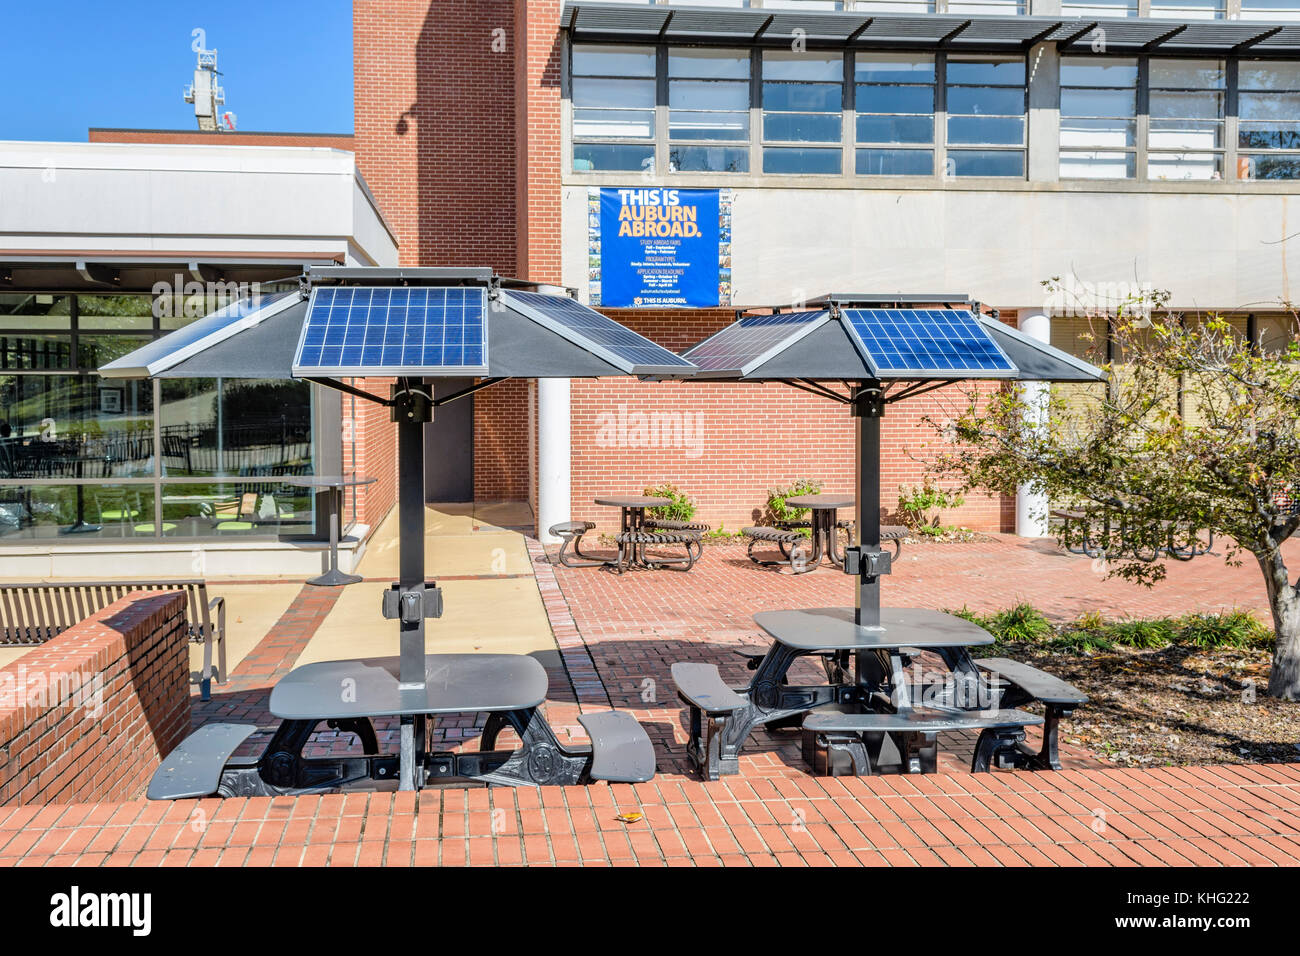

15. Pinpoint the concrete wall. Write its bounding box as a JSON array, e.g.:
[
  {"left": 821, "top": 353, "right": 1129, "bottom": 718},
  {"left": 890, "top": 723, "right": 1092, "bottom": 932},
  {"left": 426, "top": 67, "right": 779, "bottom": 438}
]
[
  {"left": 0, "top": 140, "right": 398, "bottom": 268},
  {"left": 562, "top": 184, "right": 1297, "bottom": 311}
]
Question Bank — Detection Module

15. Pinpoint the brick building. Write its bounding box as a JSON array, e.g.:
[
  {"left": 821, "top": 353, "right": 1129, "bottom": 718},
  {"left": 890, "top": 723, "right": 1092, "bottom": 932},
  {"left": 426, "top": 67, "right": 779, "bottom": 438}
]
[{"left": 348, "top": 0, "right": 1300, "bottom": 540}]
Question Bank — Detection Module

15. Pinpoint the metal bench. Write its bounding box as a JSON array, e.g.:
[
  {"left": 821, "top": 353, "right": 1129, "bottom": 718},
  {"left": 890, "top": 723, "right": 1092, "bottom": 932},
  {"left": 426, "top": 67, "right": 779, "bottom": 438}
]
[
  {"left": 147, "top": 722, "right": 258, "bottom": 800},
  {"left": 672, "top": 662, "right": 749, "bottom": 779},
  {"left": 802, "top": 707, "right": 1043, "bottom": 775},
  {"left": 0, "top": 579, "right": 227, "bottom": 700},
  {"left": 548, "top": 520, "right": 602, "bottom": 568},
  {"left": 644, "top": 518, "right": 710, "bottom": 562},
  {"left": 741, "top": 526, "right": 811, "bottom": 571},
  {"left": 778, "top": 520, "right": 908, "bottom": 559},
  {"left": 611, "top": 529, "right": 699, "bottom": 573},
  {"left": 976, "top": 657, "right": 1089, "bottom": 770}
]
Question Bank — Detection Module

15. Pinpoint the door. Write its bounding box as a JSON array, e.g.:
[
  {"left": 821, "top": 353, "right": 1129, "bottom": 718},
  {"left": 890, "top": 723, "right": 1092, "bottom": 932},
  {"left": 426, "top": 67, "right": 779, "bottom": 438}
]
[{"left": 423, "top": 378, "right": 474, "bottom": 502}]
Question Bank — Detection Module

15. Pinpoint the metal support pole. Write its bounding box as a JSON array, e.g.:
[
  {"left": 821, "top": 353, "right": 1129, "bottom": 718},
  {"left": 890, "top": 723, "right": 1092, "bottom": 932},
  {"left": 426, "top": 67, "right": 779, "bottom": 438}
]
[
  {"left": 392, "top": 380, "right": 433, "bottom": 791},
  {"left": 851, "top": 383, "right": 886, "bottom": 697}
]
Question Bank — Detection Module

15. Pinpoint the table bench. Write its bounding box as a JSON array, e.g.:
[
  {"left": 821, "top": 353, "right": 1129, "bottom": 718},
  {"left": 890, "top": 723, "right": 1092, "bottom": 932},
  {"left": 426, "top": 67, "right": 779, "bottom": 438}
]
[
  {"left": 611, "top": 529, "right": 700, "bottom": 573},
  {"left": 741, "top": 526, "right": 812, "bottom": 571},
  {"left": 548, "top": 520, "right": 602, "bottom": 568},
  {"left": 976, "top": 657, "right": 1089, "bottom": 770},
  {"left": 802, "top": 707, "right": 1042, "bottom": 775},
  {"left": 0, "top": 579, "right": 226, "bottom": 700}
]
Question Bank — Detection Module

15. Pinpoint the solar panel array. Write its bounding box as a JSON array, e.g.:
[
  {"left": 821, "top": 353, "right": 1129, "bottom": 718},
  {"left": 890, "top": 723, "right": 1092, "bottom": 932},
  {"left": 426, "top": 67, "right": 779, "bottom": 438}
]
[
  {"left": 841, "top": 309, "right": 1014, "bottom": 377},
  {"left": 502, "top": 290, "right": 694, "bottom": 371},
  {"left": 293, "top": 286, "right": 487, "bottom": 375},
  {"left": 683, "top": 311, "right": 827, "bottom": 372}
]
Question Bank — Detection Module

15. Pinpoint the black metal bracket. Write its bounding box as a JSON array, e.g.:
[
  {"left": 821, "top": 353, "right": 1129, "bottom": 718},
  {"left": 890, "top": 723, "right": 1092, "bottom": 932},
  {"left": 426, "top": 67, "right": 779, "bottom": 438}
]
[
  {"left": 390, "top": 381, "right": 434, "bottom": 423},
  {"left": 382, "top": 583, "right": 443, "bottom": 622},
  {"left": 851, "top": 387, "right": 885, "bottom": 419},
  {"left": 842, "top": 546, "right": 891, "bottom": 579}
]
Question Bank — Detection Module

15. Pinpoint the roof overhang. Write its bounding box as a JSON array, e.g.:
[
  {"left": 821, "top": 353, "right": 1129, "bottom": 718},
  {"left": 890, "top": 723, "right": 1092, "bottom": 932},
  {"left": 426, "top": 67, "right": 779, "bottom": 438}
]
[
  {"left": 0, "top": 253, "right": 341, "bottom": 294},
  {"left": 561, "top": 2, "right": 1300, "bottom": 56}
]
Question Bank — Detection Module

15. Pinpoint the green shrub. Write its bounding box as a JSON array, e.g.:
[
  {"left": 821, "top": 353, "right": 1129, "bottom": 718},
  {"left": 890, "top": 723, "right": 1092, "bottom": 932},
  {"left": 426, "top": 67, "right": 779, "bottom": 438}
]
[
  {"left": 1103, "top": 617, "right": 1176, "bottom": 649},
  {"left": 985, "top": 603, "right": 1053, "bottom": 644},
  {"left": 643, "top": 482, "right": 696, "bottom": 522},
  {"left": 765, "top": 478, "right": 822, "bottom": 526},
  {"left": 898, "top": 480, "right": 965, "bottom": 530},
  {"left": 1176, "top": 611, "right": 1272, "bottom": 649}
]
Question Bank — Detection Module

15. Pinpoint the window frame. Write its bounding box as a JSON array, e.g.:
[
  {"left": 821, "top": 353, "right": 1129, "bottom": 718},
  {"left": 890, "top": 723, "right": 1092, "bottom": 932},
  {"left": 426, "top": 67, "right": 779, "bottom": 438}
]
[
  {"left": 1059, "top": 56, "right": 1140, "bottom": 180},
  {"left": 1237, "top": 59, "right": 1300, "bottom": 181}
]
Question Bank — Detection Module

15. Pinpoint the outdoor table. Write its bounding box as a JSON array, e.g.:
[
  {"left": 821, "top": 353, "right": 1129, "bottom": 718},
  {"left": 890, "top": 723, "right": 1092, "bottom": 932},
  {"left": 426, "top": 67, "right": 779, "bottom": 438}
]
[
  {"left": 277, "top": 475, "right": 377, "bottom": 586},
  {"left": 594, "top": 494, "right": 672, "bottom": 570},
  {"left": 781, "top": 494, "right": 854, "bottom": 569}
]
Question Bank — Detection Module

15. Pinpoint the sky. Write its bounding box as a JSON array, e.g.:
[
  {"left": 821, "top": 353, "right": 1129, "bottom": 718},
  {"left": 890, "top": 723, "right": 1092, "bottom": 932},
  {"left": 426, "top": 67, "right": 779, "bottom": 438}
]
[{"left": 0, "top": 0, "right": 353, "bottom": 141}]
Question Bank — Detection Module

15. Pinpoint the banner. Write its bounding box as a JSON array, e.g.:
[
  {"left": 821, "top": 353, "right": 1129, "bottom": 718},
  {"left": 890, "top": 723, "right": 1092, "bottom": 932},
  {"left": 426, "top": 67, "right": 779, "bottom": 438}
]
[{"left": 588, "top": 187, "right": 732, "bottom": 308}]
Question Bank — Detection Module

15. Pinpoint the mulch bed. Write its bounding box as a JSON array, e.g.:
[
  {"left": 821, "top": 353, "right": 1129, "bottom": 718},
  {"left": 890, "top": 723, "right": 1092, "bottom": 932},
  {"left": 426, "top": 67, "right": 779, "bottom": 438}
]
[{"left": 988, "top": 642, "right": 1299, "bottom": 767}]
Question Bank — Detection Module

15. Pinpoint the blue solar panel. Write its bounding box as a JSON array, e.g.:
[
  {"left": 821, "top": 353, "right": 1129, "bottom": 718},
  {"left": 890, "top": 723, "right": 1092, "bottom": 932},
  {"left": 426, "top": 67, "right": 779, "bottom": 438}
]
[
  {"left": 841, "top": 309, "right": 1014, "bottom": 378},
  {"left": 502, "top": 290, "right": 694, "bottom": 372},
  {"left": 293, "top": 286, "right": 488, "bottom": 375},
  {"left": 684, "top": 311, "right": 828, "bottom": 373}
]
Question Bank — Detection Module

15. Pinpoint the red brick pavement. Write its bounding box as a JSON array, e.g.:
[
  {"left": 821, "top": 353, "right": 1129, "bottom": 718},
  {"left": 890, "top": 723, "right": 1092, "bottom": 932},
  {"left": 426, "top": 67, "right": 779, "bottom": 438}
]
[
  {"left": 1, "top": 763, "right": 1297, "bottom": 867},
  {"left": 3, "top": 532, "right": 1298, "bottom": 866}
]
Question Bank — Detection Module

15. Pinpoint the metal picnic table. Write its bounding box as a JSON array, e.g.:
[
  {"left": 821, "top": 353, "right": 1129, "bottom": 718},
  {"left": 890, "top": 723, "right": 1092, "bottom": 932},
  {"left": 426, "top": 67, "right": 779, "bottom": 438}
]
[
  {"left": 103, "top": 268, "right": 691, "bottom": 798},
  {"left": 594, "top": 494, "right": 672, "bottom": 569},
  {"left": 666, "top": 295, "right": 1102, "bottom": 778},
  {"left": 781, "top": 493, "right": 853, "bottom": 569}
]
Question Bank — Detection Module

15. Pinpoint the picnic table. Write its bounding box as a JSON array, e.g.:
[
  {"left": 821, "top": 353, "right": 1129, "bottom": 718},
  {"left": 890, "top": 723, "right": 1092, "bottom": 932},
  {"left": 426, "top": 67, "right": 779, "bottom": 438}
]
[
  {"left": 781, "top": 493, "right": 853, "bottom": 569},
  {"left": 673, "top": 606, "right": 1086, "bottom": 779},
  {"left": 593, "top": 494, "right": 698, "bottom": 572}
]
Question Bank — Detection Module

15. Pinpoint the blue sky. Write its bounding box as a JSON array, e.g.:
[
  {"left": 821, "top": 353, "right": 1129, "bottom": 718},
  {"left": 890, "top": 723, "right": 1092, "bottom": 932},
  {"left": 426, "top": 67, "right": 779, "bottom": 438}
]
[{"left": 0, "top": 0, "right": 353, "bottom": 141}]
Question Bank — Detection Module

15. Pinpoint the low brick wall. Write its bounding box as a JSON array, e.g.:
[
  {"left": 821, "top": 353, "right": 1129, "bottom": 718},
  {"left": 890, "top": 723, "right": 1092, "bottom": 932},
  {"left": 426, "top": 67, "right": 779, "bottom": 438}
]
[{"left": 0, "top": 591, "right": 192, "bottom": 806}]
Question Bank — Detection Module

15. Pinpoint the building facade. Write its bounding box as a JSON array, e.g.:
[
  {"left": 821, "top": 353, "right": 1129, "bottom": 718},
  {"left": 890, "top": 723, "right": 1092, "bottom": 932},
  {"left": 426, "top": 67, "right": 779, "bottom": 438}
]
[{"left": 351, "top": 0, "right": 1300, "bottom": 540}]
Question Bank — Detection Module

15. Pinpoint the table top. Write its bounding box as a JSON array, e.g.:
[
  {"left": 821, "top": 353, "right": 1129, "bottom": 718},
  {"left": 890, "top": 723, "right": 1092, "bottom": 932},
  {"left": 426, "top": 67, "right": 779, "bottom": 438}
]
[
  {"left": 784, "top": 494, "right": 854, "bottom": 509},
  {"left": 753, "top": 607, "right": 995, "bottom": 651},
  {"left": 269, "top": 653, "right": 548, "bottom": 719},
  {"left": 594, "top": 495, "right": 673, "bottom": 509}
]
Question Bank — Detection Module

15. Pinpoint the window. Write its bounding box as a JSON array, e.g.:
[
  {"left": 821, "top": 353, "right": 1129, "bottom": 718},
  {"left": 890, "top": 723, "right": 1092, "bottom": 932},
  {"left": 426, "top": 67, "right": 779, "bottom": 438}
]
[
  {"left": 1148, "top": 59, "right": 1224, "bottom": 181},
  {"left": 855, "top": 53, "right": 935, "bottom": 175},
  {"left": 945, "top": 55, "right": 1026, "bottom": 177},
  {"left": 762, "top": 51, "right": 843, "bottom": 174},
  {"left": 946, "top": 0, "right": 1025, "bottom": 12},
  {"left": 571, "top": 44, "right": 656, "bottom": 173},
  {"left": 1060, "top": 57, "right": 1138, "bottom": 179},
  {"left": 1061, "top": 0, "right": 1136, "bottom": 14},
  {"left": 1149, "top": 0, "right": 1224, "bottom": 17},
  {"left": 1240, "top": 0, "right": 1300, "bottom": 20},
  {"left": 0, "top": 292, "right": 319, "bottom": 544},
  {"left": 1239, "top": 61, "right": 1300, "bottom": 181},
  {"left": 668, "top": 48, "right": 750, "bottom": 173}
]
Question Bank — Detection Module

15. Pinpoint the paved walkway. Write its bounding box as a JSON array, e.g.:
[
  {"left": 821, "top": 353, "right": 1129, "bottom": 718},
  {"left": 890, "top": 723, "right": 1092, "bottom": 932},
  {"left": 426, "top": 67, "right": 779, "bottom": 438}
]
[{"left": 3, "top": 522, "right": 1299, "bottom": 866}]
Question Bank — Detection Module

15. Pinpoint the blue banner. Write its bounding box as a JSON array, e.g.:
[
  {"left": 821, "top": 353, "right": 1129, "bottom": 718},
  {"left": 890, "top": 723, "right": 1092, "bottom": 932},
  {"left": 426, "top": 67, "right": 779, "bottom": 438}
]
[{"left": 593, "top": 188, "right": 726, "bottom": 308}]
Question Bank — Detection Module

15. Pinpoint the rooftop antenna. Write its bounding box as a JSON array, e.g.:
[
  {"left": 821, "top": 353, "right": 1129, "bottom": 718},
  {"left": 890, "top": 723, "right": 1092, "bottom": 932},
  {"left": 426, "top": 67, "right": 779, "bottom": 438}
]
[{"left": 183, "top": 46, "right": 236, "bottom": 132}]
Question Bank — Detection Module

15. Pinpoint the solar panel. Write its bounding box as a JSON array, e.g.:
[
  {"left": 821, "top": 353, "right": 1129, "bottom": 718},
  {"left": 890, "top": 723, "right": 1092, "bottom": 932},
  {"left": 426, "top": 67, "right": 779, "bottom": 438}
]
[
  {"left": 501, "top": 290, "right": 694, "bottom": 372},
  {"left": 292, "top": 286, "right": 488, "bottom": 376},
  {"left": 683, "top": 311, "right": 829, "bottom": 374},
  {"left": 840, "top": 309, "right": 1016, "bottom": 378}
]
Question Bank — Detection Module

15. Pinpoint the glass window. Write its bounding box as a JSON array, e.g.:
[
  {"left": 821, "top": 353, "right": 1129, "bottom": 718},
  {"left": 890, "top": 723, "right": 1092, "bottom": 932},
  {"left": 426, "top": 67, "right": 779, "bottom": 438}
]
[
  {"left": 1149, "top": 0, "right": 1224, "bottom": 17},
  {"left": 1061, "top": 0, "right": 1136, "bottom": 14},
  {"left": 946, "top": 0, "right": 1025, "bottom": 11},
  {"left": 1148, "top": 59, "right": 1224, "bottom": 181},
  {"left": 668, "top": 48, "right": 750, "bottom": 173},
  {"left": 571, "top": 44, "right": 657, "bottom": 172},
  {"left": 1240, "top": 0, "right": 1300, "bottom": 20},
  {"left": 855, "top": 54, "right": 935, "bottom": 176},
  {"left": 0, "top": 484, "right": 159, "bottom": 541},
  {"left": 945, "top": 55, "right": 1026, "bottom": 178},
  {"left": 1239, "top": 61, "right": 1300, "bottom": 181},
  {"left": 762, "top": 51, "right": 843, "bottom": 174},
  {"left": 1060, "top": 57, "right": 1138, "bottom": 180}
]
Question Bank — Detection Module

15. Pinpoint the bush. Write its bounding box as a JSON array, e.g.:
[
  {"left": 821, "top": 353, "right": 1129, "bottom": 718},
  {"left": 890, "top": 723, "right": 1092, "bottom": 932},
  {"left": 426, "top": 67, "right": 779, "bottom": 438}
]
[
  {"left": 898, "top": 480, "right": 965, "bottom": 531},
  {"left": 1176, "top": 611, "right": 1272, "bottom": 649},
  {"left": 765, "top": 478, "right": 822, "bottom": 526},
  {"left": 643, "top": 482, "right": 696, "bottom": 523},
  {"left": 985, "top": 603, "right": 1054, "bottom": 644}
]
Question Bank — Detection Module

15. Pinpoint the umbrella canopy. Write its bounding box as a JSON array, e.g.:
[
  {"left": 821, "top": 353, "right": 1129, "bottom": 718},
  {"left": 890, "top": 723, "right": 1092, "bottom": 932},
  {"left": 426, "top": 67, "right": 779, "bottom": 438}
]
[
  {"left": 667, "top": 296, "right": 1105, "bottom": 630},
  {"left": 101, "top": 267, "right": 692, "bottom": 381}
]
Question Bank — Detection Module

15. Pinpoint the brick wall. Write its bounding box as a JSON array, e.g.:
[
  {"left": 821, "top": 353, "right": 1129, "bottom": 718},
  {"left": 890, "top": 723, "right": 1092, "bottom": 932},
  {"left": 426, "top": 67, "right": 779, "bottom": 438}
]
[
  {"left": 568, "top": 309, "right": 1014, "bottom": 534},
  {"left": 0, "top": 592, "right": 191, "bottom": 807},
  {"left": 88, "top": 128, "right": 355, "bottom": 149},
  {"left": 347, "top": 377, "right": 399, "bottom": 529}
]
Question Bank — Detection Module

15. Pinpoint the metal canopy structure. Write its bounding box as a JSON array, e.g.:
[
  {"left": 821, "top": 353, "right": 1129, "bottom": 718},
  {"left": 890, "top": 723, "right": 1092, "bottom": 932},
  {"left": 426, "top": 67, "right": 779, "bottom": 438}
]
[
  {"left": 667, "top": 296, "right": 1104, "bottom": 635},
  {"left": 560, "top": 1, "right": 1300, "bottom": 56},
  {"left": 105, "top": 267, "right": 681, "bottom": 796}
]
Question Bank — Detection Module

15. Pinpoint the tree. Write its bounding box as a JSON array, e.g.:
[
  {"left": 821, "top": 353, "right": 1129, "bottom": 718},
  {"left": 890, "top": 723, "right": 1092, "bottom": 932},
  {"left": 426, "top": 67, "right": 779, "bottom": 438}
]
[{"left": 930, "top": 287, "right": 1300, "bottom": 699}]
